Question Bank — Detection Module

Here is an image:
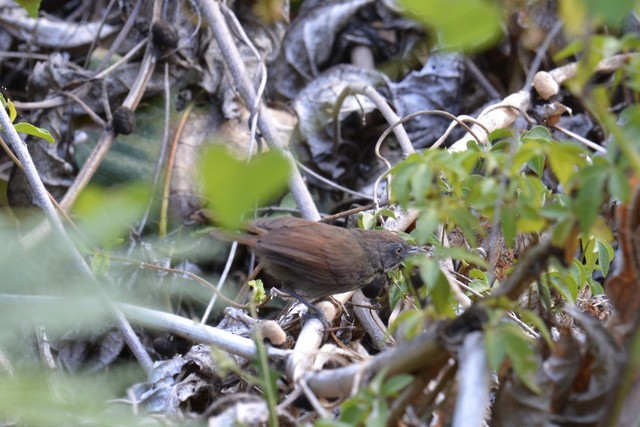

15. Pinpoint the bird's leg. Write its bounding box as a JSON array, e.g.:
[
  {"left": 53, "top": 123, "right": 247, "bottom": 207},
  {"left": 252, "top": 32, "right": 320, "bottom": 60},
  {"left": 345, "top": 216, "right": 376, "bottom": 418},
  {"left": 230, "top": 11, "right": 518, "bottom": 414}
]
[{"left": 282, "top": 289, "right": 331, "bottom": 338}]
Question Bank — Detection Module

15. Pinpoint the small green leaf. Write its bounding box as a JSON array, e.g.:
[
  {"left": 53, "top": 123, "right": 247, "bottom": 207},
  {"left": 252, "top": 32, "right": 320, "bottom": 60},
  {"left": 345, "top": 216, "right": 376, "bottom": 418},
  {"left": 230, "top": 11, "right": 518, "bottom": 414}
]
[
  {"left": 582, "top": 238, "right": 597, "bottom": 273},
  {"left": 414, "top": 208, "right": 438, "bottom": 244},
  {"left": 595, "top": 239, "right": 614, "bottom": 277},
  {"left": 499, "top": 322, "right": 540, "bottom": 393},
  {"left": 521, "top": 126, "right": 553, "bottom": 142},
  {"left": 484, "top": 325, "right": 507, "bottom": 373},
  {"left": 7, "top": 98, "right": 17, "bottom": 122},
  {"left": 501, "top": 208, "right": 517, "bottom": 248},
  {"left": 74, "top": 183, "right": 150, "bottom": 246},
  {"left": 586, "top": 276, "right": 605, "bottom": 295},
  {"left": 513, "top": 308, "right": 553, "bottom": 348},
  {"left": 389, "top": 309, "right": 427, "bottom": 339},
  {"left": 608, "top": 167, "right": 631, "bottom": 202},
  {"left": 15, "top": 0, "right": 41, "bottom": 18},
  {"left": 401, "top": 0, "right": 502, "bottom": 52},
  {"left": 14, "top": 122, "right": 55, "bottom": 143},
  {"left": 90, "top": 250, "right": 110, "bottom": 276},
  {"left": 417, "top": 258, "right": 454, "bottom": 317},
  {"left": 546, "top": 143, "right": 587, "bottom": 187},
  {"left": 375, "top": 208, "right": 397, "bottom": 220},
  {"left": 248, "top": 279, "right": 267, "bottom": 304},
  {"left": 545, "top": 271, "right": 577, "bottom": 303},
  {"left": 585, "top": 0, "right": 635, "bottom": 27},
  {"left": 381, "top": 375, "right": 413, "bottom": 396},
  {"left": 359, "top": 213, "right": 376, "bottom": 230},
  {"left": 574, "top": 165, "right": 607, "bottom": 233},
  {"left": 526, "top": 153, "right": 545, "bottom": 177},
  {"left": 536, "top": 281, "right": 553, "bottom": 312},
  {"left": 570, "top": 259, "right": 587, "bottom": 291},
  {"left": 199, "top": 146, "right": 290, "bottom": 230}
]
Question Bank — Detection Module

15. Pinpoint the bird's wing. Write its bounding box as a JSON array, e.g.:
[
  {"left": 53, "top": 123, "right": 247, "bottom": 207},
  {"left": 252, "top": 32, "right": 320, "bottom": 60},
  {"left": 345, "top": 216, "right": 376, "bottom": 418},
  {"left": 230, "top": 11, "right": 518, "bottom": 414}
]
[
  {"left": 251, "top": 216, "right": 312, "bottom": 232},
  {"left": 256, "top": 227, "right": 365, "bottom": 285}
]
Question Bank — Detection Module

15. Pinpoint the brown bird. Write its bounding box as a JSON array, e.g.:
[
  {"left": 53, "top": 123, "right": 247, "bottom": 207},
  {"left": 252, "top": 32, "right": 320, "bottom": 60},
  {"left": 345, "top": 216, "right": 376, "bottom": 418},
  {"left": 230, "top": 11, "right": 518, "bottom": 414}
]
[{"left": 229, "top": 216, "right": 423, "bottom": 301}]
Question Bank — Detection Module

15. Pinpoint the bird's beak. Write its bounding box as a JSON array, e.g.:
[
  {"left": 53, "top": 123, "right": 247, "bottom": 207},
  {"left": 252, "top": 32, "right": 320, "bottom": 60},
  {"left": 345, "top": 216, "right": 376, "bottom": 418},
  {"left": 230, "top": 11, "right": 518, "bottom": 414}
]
[{"left": 407, "top": 245, "right": 427, "bottom": 256}]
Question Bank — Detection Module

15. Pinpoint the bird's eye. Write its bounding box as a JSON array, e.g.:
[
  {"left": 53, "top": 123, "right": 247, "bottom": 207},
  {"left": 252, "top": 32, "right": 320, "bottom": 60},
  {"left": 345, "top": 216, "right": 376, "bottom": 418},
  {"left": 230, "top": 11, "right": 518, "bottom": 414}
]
[{"left": 395, "top": 247, "right": 403, "bottom": 255}]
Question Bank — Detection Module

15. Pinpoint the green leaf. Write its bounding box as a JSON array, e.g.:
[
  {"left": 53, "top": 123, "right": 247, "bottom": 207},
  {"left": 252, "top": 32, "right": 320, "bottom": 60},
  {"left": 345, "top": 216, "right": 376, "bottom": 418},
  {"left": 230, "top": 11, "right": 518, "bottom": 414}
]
[
  {"left": 501, "top": 207, "right": 517, "bottom": 248},
  {"left": 574, "top": 164, "right": 607, "bottom": 233},
  {"left": 417, "top": 258, "right": 454, "bottom": 317},
  {"left": 586, "top": 276, "right": 605, "bottom": 295},
  {"left": 550, "top": 217, "right": 576, "bottom": 248},
  {"left": 469, "top": 269, "right": 491, "bottom": 293},
  {"left": 608, "top": 167, "right": 631, "bottom": 202},
  {"left": 15, "top": 0, "right": 41, "bottom": 18},
  {"left": 582, "top": 238, "right": 597, "bottom": 273},
  {"left": 359, "top": 213, "right": 377, "bottom": 230},
  {"left": 381, "top": 375, "right": 414, "bottom": 397},
  {"left": 400, "top": 0, "right": 502, "bottom": 52},
  {"left": 436, "top": 245, "right": 488, "bottom": 269},
  {"left": 7, "top": 98, "right": 17, "bottom": 122},
  {"left": 546, "top": 143, "right": 587, "bottom": 188},
  {"left": 375, "top": 208, "right": 397, "bottom": 220},
  {"left": 527, "top": 153, "right": 546, "bottom": 177},
  {"left": 521, "top": 126, "right": 553, "bottom": 142},
  {"left": 545, "top": 271, "right": 578, "bottom": 304},
  {"left": 513, "top": 308, "right": 553, "bottom": 348},
  {"left": 536, "top": 281, "right": 553, "bottom": 312},
  {"left": 570, "top": 259, "right": 587, "bottom": 291},
  {"left": 14, "top": 122, "right": 55, "bottom": 143},
  {"left": 585, "top": 0, "right": 635, "bottom": 27},
  {"left": 484, "top": 324, "right": 507, "bottom": 373},
  {"left": 389, "top": 309, "right": 427, "bottom": 339},
  {"left": 595, "top": 239, "right": 614, "bottom": 277},
  {"left": 199, "top": 146, "right": 290, "bottom": 230},
  {"left": 90, "top": 250, "right": 111, "bottom": 276},
  {"left": 74, "top": 183, "right": 150, "bottom": 246},
  {"left": 499, "top": 322, "right": 540, "bottom": 393},
  {"left": 248, "top": 279, "right": 267, "bottom": 304},
  {"left": 414, "top": 208, "right": 439, "bottom": 244},
  {"left": 489, "top": 128, "right": 517, "bottom": 142}
]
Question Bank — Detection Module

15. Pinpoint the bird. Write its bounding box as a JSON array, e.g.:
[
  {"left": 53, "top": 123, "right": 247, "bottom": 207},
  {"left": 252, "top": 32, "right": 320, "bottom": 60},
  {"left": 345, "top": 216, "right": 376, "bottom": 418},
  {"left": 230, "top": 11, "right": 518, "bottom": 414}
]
[{"left": 227, "top": 216, "right": 423, "bottom": 301}]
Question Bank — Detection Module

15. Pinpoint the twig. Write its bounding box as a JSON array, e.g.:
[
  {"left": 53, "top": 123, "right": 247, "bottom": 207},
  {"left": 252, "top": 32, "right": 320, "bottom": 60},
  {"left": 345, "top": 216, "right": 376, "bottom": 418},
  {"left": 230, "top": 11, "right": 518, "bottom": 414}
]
[
  {"left": 551, "top": 124, "right": 607, "bottom": 153},
  {"left": 0, "top": 101, "right": 154, "bottom": 374},
  {"left": 305, "top": 325, "right": 449, "bottom": 399},
  {"left": 352, "top": 290, "right": 394, "bottom": 350},
  {"left": 201, "top": 240, "right": 239, "bottom": 324},
  {"left": 196, "top": 0, "right": 320, "bottom": 221},
  {"left": 120, "top": 302, "right": 290, "bottom": 360},
  {"left": 452, "top": 332, "right": 489, "bottom": 427},
  {"left": 109, "top": 255, "right": 249, "bottom": 309}
]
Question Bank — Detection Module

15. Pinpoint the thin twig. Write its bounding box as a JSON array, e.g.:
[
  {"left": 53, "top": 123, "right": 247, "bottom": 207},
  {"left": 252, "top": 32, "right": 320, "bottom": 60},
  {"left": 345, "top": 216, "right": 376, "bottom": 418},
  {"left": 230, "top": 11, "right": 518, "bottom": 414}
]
[
  {"left": 196, "top": 0, "right": 320, "bottom": 221},
  {"left": 0, "top": 100, "right": 154, "bottom": 374}
]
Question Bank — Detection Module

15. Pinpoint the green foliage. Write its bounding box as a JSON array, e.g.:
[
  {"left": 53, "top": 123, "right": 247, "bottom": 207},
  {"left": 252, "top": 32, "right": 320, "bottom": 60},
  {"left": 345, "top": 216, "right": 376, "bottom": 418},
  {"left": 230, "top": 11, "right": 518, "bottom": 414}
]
[
  {"left": 391, "top": 123, "right": 620, "bottom": 389},
  {"left": 358, "top": 208, "right": 397, "bottom": 230},
  {"left": 90, "top": 239, "right": 124, "bottom": 276},
  {"left": 15, "top": 0, "right": 41, "bottom": 18},
  {"left": 560, "top": 0, "right": 635, "bottom": 35},
  {"left": 401, "top": 0, "right": 502, "bottom": 52},
  {"left": 13, "top": 122, "right": 55, "bottom": 143},
  {"left": 0, "top": 366, "right": 145, "bottom": 426},
  {"left": 392, "top": 125, "right": 619, "bottom": 300},
  {"left": 1, "top": 94, "right": 55, "bottom": 143},
  {"left": 198, "top": 145, "right": 290, "bottom": 230},
  {"left": 248, "top": 279, "right": 267, "bottom": 304},
  {"left": 415, "top": 257, "right": 455, "bottom": 317},
  {"left": 318, "top": 370, "right": 413, "bottom": 427},
  {"left": 210, "top": 326, "right": 281, "bottom": 427},
  {"left": 484, "top": 312, "right": 540, "bottom": 393},
  {"left": 538, "top": 235, "right": 611, "bottom": 305},
  {"left": 73, "top": 183, "right": 150, "bottom": 247}
]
